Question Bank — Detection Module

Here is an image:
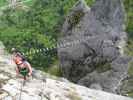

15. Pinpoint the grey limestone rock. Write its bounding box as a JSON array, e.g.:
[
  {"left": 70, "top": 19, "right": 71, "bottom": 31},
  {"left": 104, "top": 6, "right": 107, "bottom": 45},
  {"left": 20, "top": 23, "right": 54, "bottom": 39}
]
[{"left": 58, "top": 0, "right": 132, "bottom": 94}]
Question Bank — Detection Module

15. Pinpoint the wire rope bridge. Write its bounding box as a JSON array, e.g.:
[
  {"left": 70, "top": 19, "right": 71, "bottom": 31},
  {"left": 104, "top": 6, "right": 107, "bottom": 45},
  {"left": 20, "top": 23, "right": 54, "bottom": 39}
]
[{"left": 22, "top": 36, "right": 94, "bottom": 57}]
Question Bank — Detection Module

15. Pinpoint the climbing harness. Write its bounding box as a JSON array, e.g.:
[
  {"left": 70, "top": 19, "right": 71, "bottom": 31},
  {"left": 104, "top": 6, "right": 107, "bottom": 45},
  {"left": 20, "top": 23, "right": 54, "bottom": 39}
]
[{"left": 19, "top": 67, "right": 29, "bottom": 79}]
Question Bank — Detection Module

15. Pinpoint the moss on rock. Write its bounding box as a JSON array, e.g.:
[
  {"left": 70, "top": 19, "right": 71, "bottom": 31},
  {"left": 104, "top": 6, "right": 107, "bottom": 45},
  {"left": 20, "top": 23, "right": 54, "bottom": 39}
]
[
  {"left": 96, "top": 63, "right": 111, "bottom": 73},
  {"left": 128, "top": 61, "right": 133, "bottom": 76},
  {"left": 68, "top": 11, "right": 84, "bottom": 29}
]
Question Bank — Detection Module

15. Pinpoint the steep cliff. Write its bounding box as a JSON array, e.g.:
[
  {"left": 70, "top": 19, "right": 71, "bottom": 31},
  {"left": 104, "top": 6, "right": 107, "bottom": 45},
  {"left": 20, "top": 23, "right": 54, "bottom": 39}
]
[{"left": 58, "top": 0, "right": 132, "bottom": 95}]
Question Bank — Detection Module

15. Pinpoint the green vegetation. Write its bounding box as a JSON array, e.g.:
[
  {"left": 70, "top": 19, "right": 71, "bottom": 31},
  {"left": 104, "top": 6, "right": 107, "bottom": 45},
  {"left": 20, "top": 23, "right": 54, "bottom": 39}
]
[
  {"left": 124, "top": 0, "right": 133, "bottom": 52},
  {"left": 0, "top": 0, "right": 8, "bottom": 7},
  {"left": 124, "top": 0, "right": 133, "bottom": 37},
  {"left": 128, "top": 61, "right": 133, "bottom": 76},
  {"left": 96, "top": 62, "right": 111, "bottom": 73},
  {"left": 124, "top": 0, "right": 133, "bottom": 97},
  {"left": 128, "top": 92, "right": 133, "bottom": 98},
  {"left": 22, "top": 0, "right": 35, "bottom": 6},
  {"left": 46, "top": 60, "right": 62, "bottom": 76},
  {"left": 121, "top": 77, "right": 133, "bottom": 98},
  {"left": 125, "top": 39, "right": 133, "bottom": 56},
  {"left": 124, "top": 0, "right": 133, "bottom": 57}
]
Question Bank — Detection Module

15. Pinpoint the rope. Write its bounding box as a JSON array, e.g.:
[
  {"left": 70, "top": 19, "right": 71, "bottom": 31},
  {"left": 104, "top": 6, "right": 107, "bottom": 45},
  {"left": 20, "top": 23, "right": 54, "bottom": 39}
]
[
  {"left": 41, "top": 78, "right": 46, "bottom": 100},
  {"left": 19, "top": 79, "right": 25, "bottom": 100}
]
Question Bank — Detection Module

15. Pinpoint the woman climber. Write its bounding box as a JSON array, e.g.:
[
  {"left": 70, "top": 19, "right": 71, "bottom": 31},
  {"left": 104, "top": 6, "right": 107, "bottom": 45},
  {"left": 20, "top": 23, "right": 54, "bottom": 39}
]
[{"left": 11, "top": 48, "right": 32, "bottom": 80}]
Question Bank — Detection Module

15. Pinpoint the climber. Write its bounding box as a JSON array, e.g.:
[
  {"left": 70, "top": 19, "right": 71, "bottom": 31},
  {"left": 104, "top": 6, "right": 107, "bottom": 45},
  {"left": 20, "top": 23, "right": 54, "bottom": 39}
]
[{"left": 11, "top": 48, "right": 32, "bottom": 80}]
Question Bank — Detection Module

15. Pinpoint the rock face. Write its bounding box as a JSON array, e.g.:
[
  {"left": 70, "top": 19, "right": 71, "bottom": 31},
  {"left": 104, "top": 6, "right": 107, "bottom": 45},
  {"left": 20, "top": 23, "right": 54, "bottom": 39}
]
[
  {"left": 58, "top": 0, "right": 132, "bottom": 94},
  {"left": 0, "top": 42, "right": 133, "bottom": 100}
]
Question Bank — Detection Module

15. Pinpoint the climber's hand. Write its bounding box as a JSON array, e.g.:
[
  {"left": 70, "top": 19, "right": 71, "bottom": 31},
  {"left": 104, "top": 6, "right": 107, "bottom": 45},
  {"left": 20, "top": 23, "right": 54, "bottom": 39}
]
[{"left": 28, "top": 73, "right": 31, "bottom": 76}]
